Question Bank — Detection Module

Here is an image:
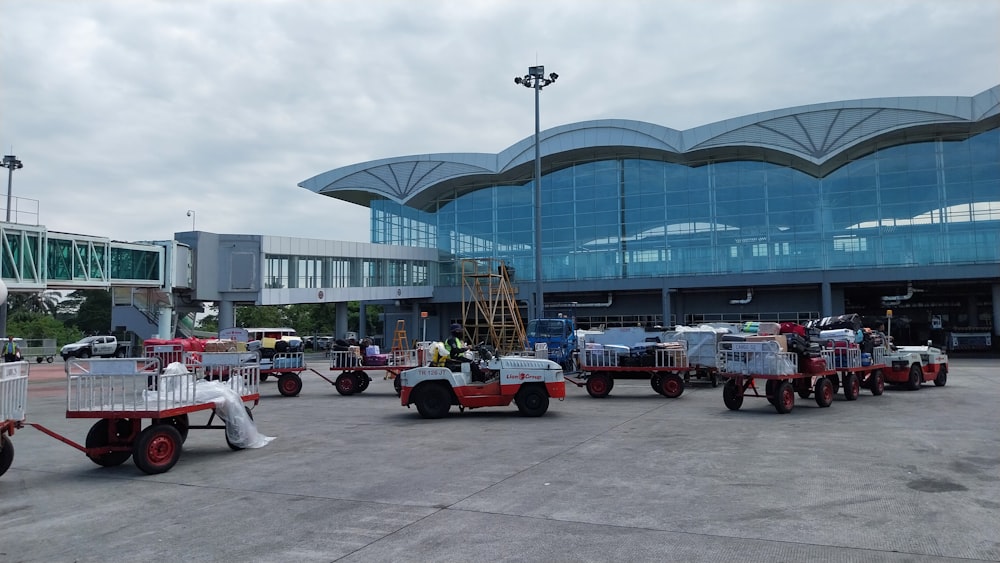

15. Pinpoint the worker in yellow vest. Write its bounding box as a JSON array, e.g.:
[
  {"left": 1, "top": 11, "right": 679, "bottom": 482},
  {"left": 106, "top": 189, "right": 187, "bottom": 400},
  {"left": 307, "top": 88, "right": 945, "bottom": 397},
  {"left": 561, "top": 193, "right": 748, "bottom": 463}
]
[{"left": 3, "top": 336, "right": 21, "bottom": 362}]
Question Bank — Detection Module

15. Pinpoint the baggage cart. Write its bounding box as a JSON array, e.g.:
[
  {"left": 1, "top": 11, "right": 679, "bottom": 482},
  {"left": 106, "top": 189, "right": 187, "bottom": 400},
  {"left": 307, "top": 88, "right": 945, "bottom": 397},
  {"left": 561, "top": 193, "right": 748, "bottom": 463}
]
[
  {"left": 717, "top": 341, "right": 839, "bottom": 414},
  {"left": 817, "top": 345, "right": 888, "bottom": 399},
  {"left": 26, "top": 354, "right": 261, "bottom": 475},
  {"left": 296, "top": 348, "right": 421, "bottom": 398},
  {"left": 0, "top": 361, "right": 29, "bottom": 477},
  {"left": 566, "top": 344, "right": 690, "bottom": 399},
  {"left": 22, "top": 339, "right": 57, "bottom": 364},
  {"left": 261, "top": 351, "right": 308, "bottom": 397}
]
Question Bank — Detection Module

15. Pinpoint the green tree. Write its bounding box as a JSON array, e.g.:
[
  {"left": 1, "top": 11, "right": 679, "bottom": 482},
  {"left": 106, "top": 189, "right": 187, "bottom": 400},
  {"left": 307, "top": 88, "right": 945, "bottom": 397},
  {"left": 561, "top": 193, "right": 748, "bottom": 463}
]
[
  {"left": 8, "top": 290, "right": 62, "bottom": 316},
  {"left": 71, "top": 290, "right": 112, "bottom": 334},
  {"left": 235, "top": 305, "right": 287, "bottom": 328},
  {"left": 197, "top": 313, "right": 219, "bottom": 333},
  {"left": 7, "top": 312, "right": 84, "bottom": 347}
]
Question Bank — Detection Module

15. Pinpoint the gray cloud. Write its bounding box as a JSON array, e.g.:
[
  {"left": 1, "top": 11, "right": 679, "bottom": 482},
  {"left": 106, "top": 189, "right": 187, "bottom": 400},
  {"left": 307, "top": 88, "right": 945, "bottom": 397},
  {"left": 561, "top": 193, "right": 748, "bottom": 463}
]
[{"left": 1, "top": 0, "right": 997, "bottom": 242}]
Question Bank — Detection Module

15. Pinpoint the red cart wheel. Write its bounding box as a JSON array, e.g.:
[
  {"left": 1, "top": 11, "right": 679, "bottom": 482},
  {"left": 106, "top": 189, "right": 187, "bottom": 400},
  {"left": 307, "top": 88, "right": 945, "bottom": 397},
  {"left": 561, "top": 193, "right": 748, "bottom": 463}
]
[
  {"left": 658, "top": 373, "right": 684, "bottom": 398},
  {"left": 814, "top": 377, "right": 834, "bottom": 408},
  {"left": 0, "top": 434, "right": 14, "bottom": 477},
  {"left": 844, "top": 373, "right": 860, "bottom": 401},
  {"left": 335, "top": 373, "right": 357, "bottom": 395},
  {"left": 764, "top": 380, "right": 777, "bottom": 405},
  {"left": 133, "top": 424, "right": 183, "bottom": 475},
  {"left": 722, "top": 379, "right": 743, "bottom": 411},
  {"left": 152, "top": 414, "right": 190, "bottom": 444},
  {"left": 827, "top": 375, "right": 840, "bottom": 395},
  {"left": 586, "top": 374, "right": 612, "bottom": 398},
  {"left": 773, "top": 381, "right": 795, "bottom": 414},
  {"left": 85, "top": 419, "right": 133, "bottom": 467},
  {"left": 870, "top": 369, "right": 885, "bottom": 396},
  {"left": 278, "top": 373, "right": 303, "bottom": 397}
]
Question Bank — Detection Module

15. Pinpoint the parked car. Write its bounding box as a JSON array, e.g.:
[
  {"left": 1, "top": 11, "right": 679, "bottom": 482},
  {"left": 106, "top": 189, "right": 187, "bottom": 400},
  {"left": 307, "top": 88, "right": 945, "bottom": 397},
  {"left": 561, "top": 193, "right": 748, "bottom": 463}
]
[{"left": 60, "top": 336, "right": 129, "bottom": 361}]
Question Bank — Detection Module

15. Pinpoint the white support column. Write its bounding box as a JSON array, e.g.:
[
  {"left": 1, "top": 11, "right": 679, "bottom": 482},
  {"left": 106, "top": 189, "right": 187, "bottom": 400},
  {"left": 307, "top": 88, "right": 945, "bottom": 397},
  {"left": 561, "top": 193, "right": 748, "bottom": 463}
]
[{"left": 158, "top": 306, "right": 172, "bottom": 339}]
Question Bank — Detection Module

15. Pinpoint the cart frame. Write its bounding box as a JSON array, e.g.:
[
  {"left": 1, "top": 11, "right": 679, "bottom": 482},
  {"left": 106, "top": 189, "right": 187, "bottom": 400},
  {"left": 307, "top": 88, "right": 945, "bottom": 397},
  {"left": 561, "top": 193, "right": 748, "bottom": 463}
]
[
  {"left": 818, "top": 346, "right": 888, "bottom": 399},
  {"left": 717, "top": 342, "right": 841, "bottom": 414},
  {"left": 567, "top": 346, "right": 692, "bottom": 399},
  {"left": 27, "top": 354, "right": 261, "bottom": 475},
  {"left": 0, "top": 361, "right": 29, "bottom": 477},
  {"left": 21, "top": 338, "right": 57, "bottom": 364},
  {"left": 287, "top": 349, "right": 422, "bottom": 398}
]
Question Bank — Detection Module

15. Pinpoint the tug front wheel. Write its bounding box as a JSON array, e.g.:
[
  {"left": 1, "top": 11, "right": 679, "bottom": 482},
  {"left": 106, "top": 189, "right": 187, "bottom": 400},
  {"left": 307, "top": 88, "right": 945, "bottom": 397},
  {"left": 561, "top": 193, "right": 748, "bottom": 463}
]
[
  {"left": 515, "top": 385, "right": 549, "bottom": 417},
  {"left": 414, "top": 384, "right": 451, "bottom": 419}
]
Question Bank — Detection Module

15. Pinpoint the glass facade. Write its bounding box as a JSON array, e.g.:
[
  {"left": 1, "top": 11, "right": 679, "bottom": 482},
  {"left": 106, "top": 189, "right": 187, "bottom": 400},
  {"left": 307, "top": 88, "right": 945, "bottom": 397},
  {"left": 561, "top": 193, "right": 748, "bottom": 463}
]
[
  {"left": 263, "top": 254, "right": 431, "bottom": 290},
  {"left": 373, "top": 129, "right": 1000, "bottom": 285}
]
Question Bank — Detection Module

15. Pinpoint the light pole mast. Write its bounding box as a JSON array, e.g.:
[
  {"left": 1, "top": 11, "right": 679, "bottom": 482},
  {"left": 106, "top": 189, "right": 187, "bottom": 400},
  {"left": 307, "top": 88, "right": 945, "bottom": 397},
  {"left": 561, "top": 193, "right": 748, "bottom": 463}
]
[
  {"left": 2, "top": 155, "right": 23, "bottom": 223},
  {"left": 514, "top": 66, "right": 558, "bottom": 320}
]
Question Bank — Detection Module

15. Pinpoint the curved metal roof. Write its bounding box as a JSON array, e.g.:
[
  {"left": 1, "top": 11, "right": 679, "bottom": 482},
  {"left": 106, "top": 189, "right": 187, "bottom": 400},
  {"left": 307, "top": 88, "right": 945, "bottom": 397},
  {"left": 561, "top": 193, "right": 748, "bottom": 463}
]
[{"left": 300, "top": 85, "right": 1000, "bottom": 210}]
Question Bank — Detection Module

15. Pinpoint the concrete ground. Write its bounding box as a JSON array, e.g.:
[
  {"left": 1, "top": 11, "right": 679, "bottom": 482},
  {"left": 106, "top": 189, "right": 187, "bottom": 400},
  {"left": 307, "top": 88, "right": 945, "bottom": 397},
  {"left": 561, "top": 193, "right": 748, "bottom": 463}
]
[{"left": 1, "top": 356, "right": 998, "bottom": 563}]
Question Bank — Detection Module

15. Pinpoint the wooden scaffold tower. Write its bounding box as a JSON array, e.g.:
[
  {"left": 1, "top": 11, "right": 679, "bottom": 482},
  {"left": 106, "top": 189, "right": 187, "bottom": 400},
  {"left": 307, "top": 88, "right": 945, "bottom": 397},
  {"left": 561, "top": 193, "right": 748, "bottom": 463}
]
[{"left": 460, "top": 259, "right": 526, "bottom": 355}]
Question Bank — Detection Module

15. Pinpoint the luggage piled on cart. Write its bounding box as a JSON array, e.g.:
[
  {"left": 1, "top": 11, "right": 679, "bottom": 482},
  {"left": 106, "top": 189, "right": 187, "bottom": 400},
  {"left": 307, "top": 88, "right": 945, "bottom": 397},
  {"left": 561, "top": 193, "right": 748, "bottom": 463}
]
[{"left": 717, "top": 339, "right": 845, "bottom": 414}]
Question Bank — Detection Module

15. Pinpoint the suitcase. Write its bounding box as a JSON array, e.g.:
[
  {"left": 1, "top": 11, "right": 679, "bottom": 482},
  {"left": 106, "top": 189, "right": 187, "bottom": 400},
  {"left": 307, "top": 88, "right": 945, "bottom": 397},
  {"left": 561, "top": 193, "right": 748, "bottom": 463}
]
[
  {"left": 801, "top": 356, "right": 827, "bottom": 374},
  {"left": 364, "top": 354, "right": 389, "bottom": 366},
  {"left": 779, "top": 322, "right": 807, "bottom": 337}
]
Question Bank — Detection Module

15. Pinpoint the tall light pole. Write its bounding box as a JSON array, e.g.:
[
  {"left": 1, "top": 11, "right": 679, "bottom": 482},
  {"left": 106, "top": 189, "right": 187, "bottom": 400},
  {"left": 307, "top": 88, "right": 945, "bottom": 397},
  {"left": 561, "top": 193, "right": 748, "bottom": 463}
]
[
  {"left": 0, "top": 155, "right": 21, "bottom": 338},
  {"left": 514, "top": 66, "right": 558, "bottom": 320},
  {"left": 186, "top": 209, "right": 196, "bottom": 231},
  {"left": 2, "top": 155, "right": 24, "bottom": 223}
]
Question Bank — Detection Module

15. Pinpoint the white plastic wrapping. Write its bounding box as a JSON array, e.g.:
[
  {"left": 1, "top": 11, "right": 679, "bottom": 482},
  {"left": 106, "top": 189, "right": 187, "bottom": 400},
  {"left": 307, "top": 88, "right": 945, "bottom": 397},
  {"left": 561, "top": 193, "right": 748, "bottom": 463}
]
[{"left": 153, "top": 363, "right": 274, "bottom": 449}]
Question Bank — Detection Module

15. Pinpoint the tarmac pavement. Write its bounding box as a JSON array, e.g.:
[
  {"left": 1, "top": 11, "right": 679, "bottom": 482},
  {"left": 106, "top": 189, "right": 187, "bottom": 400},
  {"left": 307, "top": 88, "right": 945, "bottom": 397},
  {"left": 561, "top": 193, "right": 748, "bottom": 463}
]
[{"left": 1, "top": 356, "right": 998, "bottom": 562}]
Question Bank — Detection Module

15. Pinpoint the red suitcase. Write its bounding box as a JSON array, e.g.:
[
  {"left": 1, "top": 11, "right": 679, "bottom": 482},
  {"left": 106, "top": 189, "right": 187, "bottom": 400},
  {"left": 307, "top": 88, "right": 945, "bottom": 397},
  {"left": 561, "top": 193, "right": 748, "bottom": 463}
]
[{"left": 802, "top": 356, "right": 827, "bottom": 374}]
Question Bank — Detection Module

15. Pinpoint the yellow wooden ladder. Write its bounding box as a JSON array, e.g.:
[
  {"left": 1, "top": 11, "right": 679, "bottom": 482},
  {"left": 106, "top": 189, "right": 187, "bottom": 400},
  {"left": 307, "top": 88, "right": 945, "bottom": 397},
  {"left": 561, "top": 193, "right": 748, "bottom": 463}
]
[
  {"left": 391, "top": 320, "right": 409, "bottom": 352},
  {"left": 387, "top": 320, "right": 409, "bottom": 379}
]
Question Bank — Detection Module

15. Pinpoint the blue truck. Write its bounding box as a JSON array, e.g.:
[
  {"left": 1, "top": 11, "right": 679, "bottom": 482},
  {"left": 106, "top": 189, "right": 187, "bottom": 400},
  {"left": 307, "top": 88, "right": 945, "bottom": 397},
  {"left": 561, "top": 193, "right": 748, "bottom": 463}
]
[{"left": 526, "top": 317, "right": 578, "bottom": 372}]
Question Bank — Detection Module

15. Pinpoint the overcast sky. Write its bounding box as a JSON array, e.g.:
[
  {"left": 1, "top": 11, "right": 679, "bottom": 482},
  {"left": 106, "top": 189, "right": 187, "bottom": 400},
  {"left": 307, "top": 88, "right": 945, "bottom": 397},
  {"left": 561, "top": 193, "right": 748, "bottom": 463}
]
[{"left": 1, "top": 0, "right": 997, "bottom": 244}]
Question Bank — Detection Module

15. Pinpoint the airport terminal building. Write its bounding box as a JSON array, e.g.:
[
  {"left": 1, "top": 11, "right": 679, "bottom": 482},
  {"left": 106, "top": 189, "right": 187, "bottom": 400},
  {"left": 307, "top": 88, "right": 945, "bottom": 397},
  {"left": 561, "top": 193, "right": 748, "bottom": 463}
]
[{"left": 301, "top": 86, "right": 1000, "bottom": 348}]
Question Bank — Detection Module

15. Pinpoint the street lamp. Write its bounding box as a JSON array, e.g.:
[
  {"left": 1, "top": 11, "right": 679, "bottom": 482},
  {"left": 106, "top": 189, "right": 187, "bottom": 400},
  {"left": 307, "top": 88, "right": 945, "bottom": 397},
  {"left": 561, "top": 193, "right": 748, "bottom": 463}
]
[
  {"left": 514, "top": 66, "right": 558, "bottom": 321},
  {"left": 186, "top": 209, "right": 196, "bottom": 231},
  {"left": 2, "top": 155, "right": 24, "bottom": 223}
]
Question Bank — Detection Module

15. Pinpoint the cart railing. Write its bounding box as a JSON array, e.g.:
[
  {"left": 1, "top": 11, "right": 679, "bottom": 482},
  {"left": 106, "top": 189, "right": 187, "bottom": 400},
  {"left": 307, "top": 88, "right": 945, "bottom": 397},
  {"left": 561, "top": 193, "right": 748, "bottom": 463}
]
[
  {"left": 329, "top": 350, "right": 363, "bottom": 369},
  {"left": 22, "top": 339, "right": 57, "bottom": 360},
  {"left": 188, "top": 352, "right": 261, "bottom": 396},
  {"left": 718, "top": 342, "right": 798, "bottom": 375},
  {"left": 387, "top": 349, "right": 419, "bottom": 367},
  {"left": 261, "top": 352, "right": 305, "bottom": 372},
  {"left": 67, "top": 356, "right": 260, "bottom": 413},
  {"left": 144, "top": 344, "right": 200, "bottom": 371},
  {"left": 872, "top": 346, "right": 887, "bottom": 366},
  {"left": 0, "top": 361, "right": 29, "bottom": 421},
  {"left": 581, "top": 346, "right": 688, "bottom": 369},
  {"left": 329, "top": 348, "right": 420, "bottom": 369},
  {"left": 581, "top": 348, "right": 627, "bottom": 368},
  {"left": 820, "top": 346, "right": 861, "bottom": 369}
]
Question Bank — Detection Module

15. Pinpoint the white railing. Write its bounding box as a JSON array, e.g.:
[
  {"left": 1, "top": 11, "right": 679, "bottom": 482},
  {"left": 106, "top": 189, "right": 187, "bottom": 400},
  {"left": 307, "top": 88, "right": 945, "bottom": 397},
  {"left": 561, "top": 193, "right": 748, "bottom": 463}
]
[
  {"left": 718, "top": 342, "right": 798, "bottom": 375},
  {"left": 0, "top": 361, "right": 29, "bottom": 421},
  {"left": 820, "top": 347, "right": 861, "bottom": 369},
  {"left": 66, "top": 356, "right": 259, "bottom": 413}
]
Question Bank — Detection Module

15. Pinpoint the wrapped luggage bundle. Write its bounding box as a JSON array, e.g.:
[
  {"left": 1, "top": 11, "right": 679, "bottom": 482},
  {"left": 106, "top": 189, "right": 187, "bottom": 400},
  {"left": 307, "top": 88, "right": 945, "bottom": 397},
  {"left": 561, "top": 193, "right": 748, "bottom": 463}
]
[
  {"left": 663, "top": 325, "right": 733, "bottom": 368},
  {"left": 806, "top": 314, "right": 862, "bottom": 332}
]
